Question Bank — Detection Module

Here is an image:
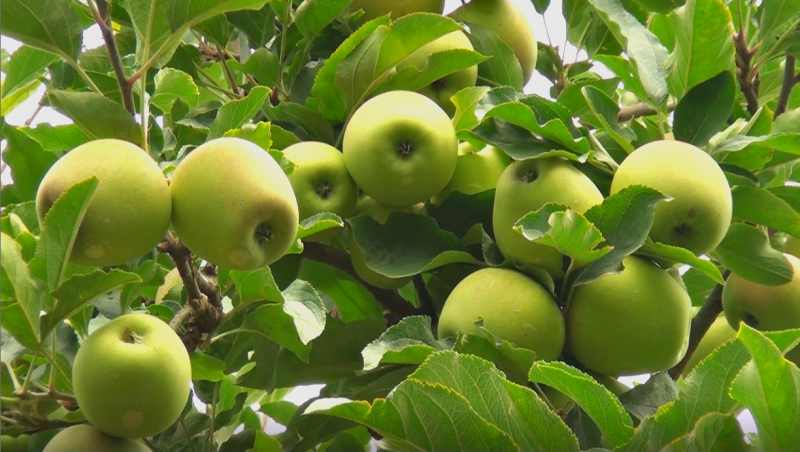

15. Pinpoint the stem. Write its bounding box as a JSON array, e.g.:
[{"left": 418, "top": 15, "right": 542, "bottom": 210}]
[
  {"left": 668, "top": 270, "right": 731, "bottom": 380},
  {"left": 735, "top": 31, "right": 760, "bottom": 116},
  {"left": 277, "top": 4, "right": 292, "bottom": 97},
  {"left": 68, "top": 60, "right": 103, "bottom": 95},
  {"left": 205, "top": 384, "right": 219, "bottom": 452},
  {"left": 90, "top": 0, "right": 136, "bottom": 115},
  {"left": 219, "top": 45, "right": 239, "bottom": 94},
  {"left": 139, "top": 76, "right": 149, "bottom": 153},
  {"left": 20, "top": 349, "right": 41, "bottom": 394},
  {"left": 4, "top": 362, "right": 22, "bottom": 391},
  {"left": 178, "top": 417, "right": 198, "bottom": 452},
  {"left": 24, "top": 104, "right": 43, "bottom": 126},
  {"left": 775, "top": 55, "right": 796, "bottom": 117},
  {"left": 618, "top": 101, "right": 677, "bottom": 122}
]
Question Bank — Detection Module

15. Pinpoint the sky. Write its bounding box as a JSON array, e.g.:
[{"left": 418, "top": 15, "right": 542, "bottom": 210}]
[{"left": 0, "top": 0, "right": 760, "bottom": 440}]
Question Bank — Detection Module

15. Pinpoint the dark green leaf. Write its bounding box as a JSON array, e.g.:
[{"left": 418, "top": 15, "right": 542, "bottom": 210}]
[
  {"left": 229, "top": 266, "right": 283, "bottom": 305},
  {"left": 152, "top": 68, "right": 199, "bottom": 113},
  {"left": 227, "top": 48, "right": 280, "bottom": 87},
  {"left": 617, "top": 372, "right": 679, "bottom": 422},
  {"left": 295, "top": 0, "right": 353, "bottom": 40},
  {"left": 711, "top": 223, "right": 795, "bottom": 286},
  {"left": 582, "top": 85, "right": 636, "bottom": 152},
  {"left": 361, "top": 316, "right": 448, "bottom": 371},
  {"left": 297, "top": 213, "right": 344, "bottom": 239},
  {"left": 46, "top": 90, "right": 142, "bottom": 144},
  {"left": 263, "top": 101, "right": 336, "bottom": 144},
  {"left": 377, "top": 48, "right": 487, "bottom": 98},
  {"left": 636, "top": 239, "right": 725, "bottom": 284},
  {"left": 666, "top": 412, "right": 748, "bottom": 452},
  {"left": 450, "top": 322, "right": 537, "bottom": 385},
  {"left": 0, "top": 0, "right": 83, "bottom": 61},
  {"left": 297, "top": 259, "right": 384, "bottom": 323},
  {"left": 682, "top": 267, "right": 720, "bottom": 306},
  {"left": 208, "top": 85, "right": 271, "bottom": 139},
  {"left": 672, "top": 70, "right": 735, "bottom": 146},
  {"left": 227, "top": 6, "right": 276, "bottom": 47}
]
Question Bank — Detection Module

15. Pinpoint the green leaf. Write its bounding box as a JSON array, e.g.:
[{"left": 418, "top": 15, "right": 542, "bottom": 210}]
[
  {"left": 21, "top": 124, "right": 90, "bottom": 153},
  {"left": 361, "top": 316, "right": 448, "bottom": 371},
  {"left": 729, "top": 325, "right": 800, "bottom": 452},
  {"left": 119, "top": 259, "right": 160, "bottom": 312},
  {"left": 5, "top": 202, "right": 41, "bottom": 235},
  {"left": 227, "top": 48, "right": 280, "bottom": 87},
  {"left": 227, "top": 6, "right": 276, "bottom": 47},
  {"left": 208, "top": 86, "right": 271, "bottom": 139},
  {"left": 151, "top": 68, "right": 199, "bottom": 113},
  {"left": 666, "top": 0, "right": 736, "bottom": 99},
  {"left": 570, "top": 186, "right": 670, "bottom": 286},
  {"left": 714, "top": 132, "right": 800, "bottom": 157},
  {"left": 1, "top": 78, "right": 40, "bottom": 116},
  {"left": 636, "top": 239, "right": 726, "bottom": 284},
  {"left": 295, "top": 0, "right": 353, "bottom": 41},
  {"left": 450, "top": 323, "right": 538, "bottom": 386},
  {"left": 41, "top": 269, "right": 142, "bottom": 337},
  {"left": 672, "top": 70, "right": 735, "bottom": 147},
  {"left": 1, "top": 46, "right": 59, "bottom": 109},
  {"left": 229, "top": 267, "right": 283, "bottom": 305},
  {"left": 710, "top": 223, "right": 795, "bottom": 286},
  {"left": 238, "top": 304, "right": 312, "bottom": 361},
  {"left": 0, "top": 0, "right": 83, "bottom": 62},
  {"left": 514, "top": 204, "right": 613, "bottom": 267},
  {"left": 46, "top": 90, "right": 142, "bottom": 144},
  {"left": 465, "top": 23, "right": 524, "bottom": 91},
  {"left": 263, "top": 101, "right": 336, "bottom": 144},
  {"left": 588, "top": 0, "right": 671, "bottom": 103},
  {"left": 281, "top": 279, "right": 327, "bottom": 345},
  {"left": 593, "top": 55, "right": 649, "bottom": 104},
  {"left": 348, "top": 212, "right": 484, "bottom": 279},
  {"left": 664, "top": 412, "right": 748, "bottom": 452},
  {"left": 29, "top": 177, "right": 99, "bottom": 292},
  {"left": 528, "top": 361, "right": 634, "bottom": 448},
  {"left": 759, "top": 0, "right": 800, "bottom": 47},
  {"left": 452, "top": 86, "right": 491, "bottom": 132},
  {"left": 122, "top": 0, "right": 175, "bottom": 67},
  {"left": 376, "top": 48, "right": 487, "bottom": 97},
  {"left": 0, "top": 233, "right": 43, "bottom": 349},
  {"left": 617, "top": 372, "right": 679, "bottom": 422},
  {"left": 682, "top": 267, "right": 719, "bottom": 306},
  {"left": 297, "top": 213, "right": 344, "bottom": 239},
  {"left": 0, "top": 124, "right": 58, "bottom": 203},
  {"left": 296, "top": 259, "right": 384, "bottom": 323},
  {"left": 732, "top": 186, "right": 800, "bottom": 238},
  {"left": 190, "top": 352, "right": 227, "bottom": 382},
  {"left": 581, "top": 85, "right": 635, "bottom": 153},
  {"left": 222, "top": 121, "right": 273, "bottom": 151}
]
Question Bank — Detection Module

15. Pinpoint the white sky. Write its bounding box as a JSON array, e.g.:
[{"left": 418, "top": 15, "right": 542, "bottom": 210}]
[{"left": 0, "top": 0, "right": 760, "bottom": 439}]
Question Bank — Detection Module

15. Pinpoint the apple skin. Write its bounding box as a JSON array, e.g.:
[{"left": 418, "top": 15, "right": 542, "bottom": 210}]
[
  {"left": 431, "top": 142, "right": 510, "bottom": 205},
  {"left": 43, "top": 425, "right": 149, "bottom": 452},
  {"left": 343, "top": 91, "right": 458, "bottom": 207},
  {"left": 681, "top": 315, "right": 737, "bottom": 377},
  {"left": 348, "top": 0, "right": 445, "bottom": 23},
  {"left": 437, "top": 267, "right": 565, "bottom": 362},
  {"left": 71, "top": 313, "right": 192, "bottom": 440},
  {"left": 283, "top": 141, "right": 358, "bottom": 241},
  {"left": 493, "top": 158, "right": 604, "bottom": 278},
  {"left": 610, "top": 140, "right": 732, "bottom": 257},
  {"left": 566, "top": 256, "right": 692, "bottom": 377},
  {"left": 354, "top": 196, "right": 426, "bottom": 224},
  {"left": 1, "top": 434, "right": 29, "bottom": 452},
  {"left": 722, "top": 253, "right": 800, "bottom": 366},
  {"left": 397, "top": 31, "right": 479, "bottom": 116},
  {"left": 785, "top": 235, "right": 800, "bottom": 258},
  {"left": 449, "top": 0, "right": 538, "bottom": 84},
  {"left": 170, "top": 137, "right": 299, "bottom": 270},
  {"left": 36, "top": 139, "right": 171, "bottom": 267}
]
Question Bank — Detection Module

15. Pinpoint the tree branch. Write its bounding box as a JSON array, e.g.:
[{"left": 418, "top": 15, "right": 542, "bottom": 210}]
[
  {"left": 618, "top": 101, "right": 677, "bottom": 122},
  {"left": 668, "top": 270, "right": 731, "bottom": 380},
  {"left": 219, "top": 44, "right": 239, "bottom": 95},
  {"left": 775, "top": 55, "right": 797, "bottom": 117},
  {"left": 300, "top": 242, "right": 418, "bottom": 324},
  {"left": 735, "top": 31, "right": 760, "bottom": 116},
  {"left": 90, "top": 0, "right": 135, "bottom": 115}
]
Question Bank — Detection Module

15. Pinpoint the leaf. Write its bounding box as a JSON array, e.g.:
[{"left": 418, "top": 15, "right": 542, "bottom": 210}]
[
  {"left": 1, "top": 46, "right": 59, "bottom": 108},
  {"left": 41, "top": 269, "right": 142, "bottom": 337},
  {"left": 451, "top": 86, "right": 491, "bottom": 132},
  {"left": 29, "top": 178, "right": 99, "bottom": 292},
  {"left": 376, "top": 49, "right": 487, "bottom": 98},
  {"left": 297, "top": 259, "right": 384, "bottom": 323},
  {"left": 297, "top": 213, "right": 344, "bottom": 239},
  {"left": 729, "top": 325, "right": 800, "bottom": 452},
  {"left": 190, "top": 352, "right": 226, "bottom": 382},
  {"left": 151, "top": 68, "right": 199, "bottom": 113},
  {"left": 1, "top": 78, "right": 40, "bottom": 116},
  {"left": 0, "top": 234, "right": 42, "bottom": 349},
  {"left": 280, "top": 279, "right": 327, "bottom": 345},
  {"left": 21, "top": 124, "right": 90, "bottom": 153},
  {"left": 672, "top": 70, "right": 735, "bottom": 147},
  {"left": 0, "top": 124, "right": 59, "bottom": 203},
  {"left": 682, "top": 267, "right": 718, "bottom": 306},
  {"left": 528, "top": 361, "right": 634, "bottom": 448},
  {"left": 465, "top": 23, "right": 524, "bottom": 91},
  {"left": 711, "top": 223, "right": 795, "bottom": 286},
  {"left": 227, "top": 48, "right": 280, "bottom": 87},
  {"left": 664, "top": 412, "right": 748, "bottom": 452},
  {"left": 581, "top": 85, "right": 635, "bottom": 152},
  {"left": 207, "top": 86, "right": 271, "bottom": 139},
  {"left": 361, "top": 316, "right": 448, "bottom": 371},
  {"left": 617, "top": 372, "right": 679, "bottom": 422},
  {"left": 119, "top": 259, "right": 160, "bottom": 312},
  {"left": 588, "top": 0, "right": 671, "bottom": 103},
  {"left": 514, "top": 204, "right": 613, "bottom": 267},
  {"left": 295, "top": 0, "right": 353, "bottom": 41},
  {"left": 449, "top": 323, "right": 538, "bottom": 386},
  {"left": 222, "top": 121, "right": 273, "bottom": 152},
  {"left": 731, "top": 186, "right": 800, "bottom": 238},
  {"left": 262, "top": 101, "right": 336, "bottom": 144},
  {"left": 240, "top": 304, "right": 312, "bottom": 361},
  {"left": 46, "top": 90, "right": 142, "bottom": 144},
  {"left": 229, "top": 267, "right": 283, "bottom": 305},
  {"left": 759, "top": 0, "right": 800, "bottom": 47},
  {"left": 226, "top": 5, "right": 275, "bottom": 47},
  {"left": 0, "top": 0, "right": 83, "bottom": 62},
  {"left": 636, "top": 239, "right": 726, "bottom": 284}
]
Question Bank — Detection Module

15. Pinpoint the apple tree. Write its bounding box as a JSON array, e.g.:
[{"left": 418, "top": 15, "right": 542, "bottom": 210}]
[{"left": 2, "top": 0, "right": 800, "bottom": 451}]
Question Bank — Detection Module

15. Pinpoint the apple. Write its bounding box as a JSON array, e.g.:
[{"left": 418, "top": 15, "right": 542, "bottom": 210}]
[
  {"left": 566, "top": 255, "right": 692, "bottom": 376},
  {"left": 785, "top": 235, "right": 800, "bottom": 258},
  {"left": 449, "top": 0, "right": 538, "bottom": 84},
  {"left": 71, "top": 313, "right": 192, "bottom": 439},
  {"left": 354, "top": 196, "right": 426, "bottom": 224},
  {"left": 610, "top": 140, "right": 732, "bottom": 257},
  {"left": 722, "top": 253, "right": 800, "bottom": 365},
  {"left": 282, "top": 141, "right": 358, "bottom": 241},
  {"left": 437, "top": 267, "right": 565, "bottom": 361},
  {"left": 343, "top": 91, "right": 458, "bottom": 207},
  {"left": 348, "top": 0, "right": 445, "bottom": 23},
  {"left": 682, "top": 315, "right": 737, "bottom": 376},
  {"left": 773, "top": 108, "right": 800, "bottom": 133},
  {"left": 1, "top": 435, "right": 29, "bottom": 452},
  {"left": 397, "top": 31, "right": 479, "bottom": 116},
  {"left": 493, "top": 158, "right": 604, "bottom": 278},
  {"left": 43, "top": 425, "right": 149, "bottom": 452},
  {"left": 431, "top": 142, "right": 510, "bottom": 205},
  {"left": 170, "top": 137, "right": 299, "bottom": 270},
  {"left": 36, "top": 139, "right": 171, "bottom": 267}
]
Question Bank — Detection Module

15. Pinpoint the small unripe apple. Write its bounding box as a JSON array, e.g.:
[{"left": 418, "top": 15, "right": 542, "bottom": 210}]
[
  {"left": 1, "top": 434, "right": 29, "bottom": 452},
  {"left": 431, "top": 142, "right": 510, "bottom": 205},
  {"left": 43, "top": 424, "right": 148, "bottom": 452},
  {"left": 348, "top": 0, "right": 445, "bottom": 23}
]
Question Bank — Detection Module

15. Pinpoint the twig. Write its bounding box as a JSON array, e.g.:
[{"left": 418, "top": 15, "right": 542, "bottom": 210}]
[
  {"left": 300, "top": 242, "right": 417, "bottom": 324},
  {"left": 735, "top": 31, "right": 760, "bottom": 116},
  {"left": 618, "top": 101, "right": 677, "bottom": 122},
  {"left": 412, "top": 274, "right": 436, "bottom": 320},
  {"left": 775, "top": 55, "right": 797, "bottom": 117},
  {"left": 24, "top": 104, "right": 43, "bottom": 126},
  {"left": 158, "top": 233, "right": 205, "bottom": 304},
  {"left": 89, "top": 0, "right": 135, "bottom": 115},
  {"left": 668, "top": 270, "right": 731, "bottom": 380},
  {"left": 218, "top": 44, "right": 239, "bottom": 95}
]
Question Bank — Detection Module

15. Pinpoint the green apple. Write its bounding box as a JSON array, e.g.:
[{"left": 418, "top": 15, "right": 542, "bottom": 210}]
[
  {"left": 397, "top": 31, "right": 479, "bottom": 116},
  {"left": 492, "top": 158, "right": 604, "bottom": 278},
  {"left": 722, "top": 253, "right": 800, "bottom": 365},
  {"left": 1, "top": 434, "right": 29, "bottom": 452},
  {"left": 449, "top": 0, "right": 538, "bottom": 84},
  {"left": 610, "top": 140, "right": 732, "bottom": 257},
  {"left": 354, "top": 196, "right": 426, "bottom": 224},
  {"left": 283, "top": 141, "right": 358, "bottom": 241},
  {"left": 567, "top": 256, "right": 692, "bottom": 376},
  {"left": 170, "top": 137, "right": 299, "bottom": 270},
  {"left": 36, "top": 139, "right": 171, "bottom": 267},
  {"left": 72, "top": 313, "right": 191, "bottom": 439},
  {"left": 682, "top": 315, "right": 737, "bottom": 376},
  {"left": 343, "top": 90, "right": 458, "bottom": 207},
  {"left": 785, "top": 235, "right": 800, "bottom": 258},
  {"left": 438, "top": 267, "right": 565, "bottom": 361},
  {"left": 348, "top": 0, "right": 445, "bottom": 23},
  {"left": 773, "top": 108, "right": 800, "bottom": 133},
  {"left": 43, "top": 425, "right": 148, "bottom": 452},
  {"left": 431, "top": 142, "right": 510, "bottom": 205}
]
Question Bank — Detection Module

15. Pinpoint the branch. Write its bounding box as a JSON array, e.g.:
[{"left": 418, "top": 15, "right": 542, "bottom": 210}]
[
  {"left": 300, "top": 242, "right": 418, "bottom": 324},
  {"left": 735, "top": 31, "right": 760, "bottom": 116},
  {"left": 668, "top": 270, "right": 731, "bottom": 380},
  {"left": 413, "top": 274, "right": 436, "bottom": 320},
  {"left": 218, "top": 44, "right": 239, "bottom": 95},
  {"left": 618, "top": 101, "right": 677, "bottom": 122},
  {"left": 775, "top": 55, "right": 797, "bottom": 117},
  {"left": 90, "top": 0, "right": 135, "bottom": 115}
]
